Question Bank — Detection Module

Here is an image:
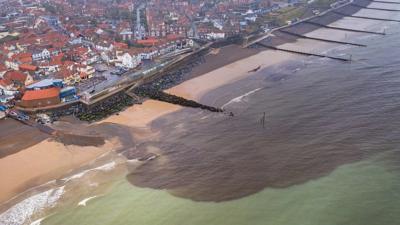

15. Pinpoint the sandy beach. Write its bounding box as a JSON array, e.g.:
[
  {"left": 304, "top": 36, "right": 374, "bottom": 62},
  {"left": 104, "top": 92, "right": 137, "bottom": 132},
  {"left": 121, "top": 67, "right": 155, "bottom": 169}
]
[
  {"left": 0, "top": 138, "right": 120, "bottom": 204},
  {"left": 0, "top": 1, "right": 393, "bottom": 212}
]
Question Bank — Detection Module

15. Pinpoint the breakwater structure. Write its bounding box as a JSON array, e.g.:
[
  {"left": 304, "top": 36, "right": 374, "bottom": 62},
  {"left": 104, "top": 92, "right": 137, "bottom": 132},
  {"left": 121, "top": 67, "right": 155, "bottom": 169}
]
[{"left": 131, "top": 87, "right": 224, "bottom": 113}]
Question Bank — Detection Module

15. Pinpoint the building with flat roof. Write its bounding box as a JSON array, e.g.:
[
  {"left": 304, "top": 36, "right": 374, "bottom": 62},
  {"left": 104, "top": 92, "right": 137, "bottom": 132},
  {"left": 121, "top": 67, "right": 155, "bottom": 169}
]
[{"left": 26, "top": 79, "right": 63, "bottom": 90}]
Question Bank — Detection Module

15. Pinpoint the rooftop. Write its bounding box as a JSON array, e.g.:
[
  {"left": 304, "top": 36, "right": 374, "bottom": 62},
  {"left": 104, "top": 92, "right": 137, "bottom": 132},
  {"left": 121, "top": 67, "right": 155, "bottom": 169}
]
[
  {"left": 22, "top": 87, "right": 60, "bottom": 101},
  {"left": 26, "top": 79, "right": 63, "bottom": 89}
]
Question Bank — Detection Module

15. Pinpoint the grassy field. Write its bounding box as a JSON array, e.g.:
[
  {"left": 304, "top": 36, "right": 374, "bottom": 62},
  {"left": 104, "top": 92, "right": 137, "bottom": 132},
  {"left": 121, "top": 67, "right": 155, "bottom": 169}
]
[{"left": 249, "top": 0, "right": 338, "bottom": 30}]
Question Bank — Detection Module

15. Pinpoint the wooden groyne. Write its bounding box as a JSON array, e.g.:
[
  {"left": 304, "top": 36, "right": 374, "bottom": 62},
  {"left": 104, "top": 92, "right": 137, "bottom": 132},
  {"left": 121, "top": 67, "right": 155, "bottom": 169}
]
[
  {"left": 278, "top": 30, "right": 367, "bottom": 47},
  {"left": 257, "top": 42, "right": 351, "bottom": 62},
  {"left": 332, "top": 11, "right": 400, "bottom": 22},
  {"left": 304, "top": 21, "right": 385, "bottom": 35},
  {"left": 350, "top": 3, "right": 400, "bottom": 11}
]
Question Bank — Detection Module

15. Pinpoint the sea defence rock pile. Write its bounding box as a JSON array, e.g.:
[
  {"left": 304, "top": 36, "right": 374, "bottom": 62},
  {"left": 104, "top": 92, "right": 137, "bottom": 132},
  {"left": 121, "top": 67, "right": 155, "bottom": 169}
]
[
  {"left": 75, "top": 93, "right": 135, "bottom": 122},
  {"left": 31, "top": 93, "right": 136, "bottom": 123},
  {"left": 133, "top": 87, "right": 224, "bottom": 113},
  {"left": 142, "top": 55, "right": 206, "bottom": 91}
]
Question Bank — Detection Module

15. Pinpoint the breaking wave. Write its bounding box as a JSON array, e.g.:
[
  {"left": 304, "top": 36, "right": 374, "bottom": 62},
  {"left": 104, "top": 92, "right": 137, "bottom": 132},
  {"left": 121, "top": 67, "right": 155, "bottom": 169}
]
[
  {"left": 61, "top": 161, "right": 116, "bottom": 182},
  {"left": 0, "top": 186, "right": 64, "bottom": 225},
  {"left": 78, "top": 195, "right": 101, "bottom": 207},
  {"left": 221, "top": 88, "right": 261, "bottom": 109}
]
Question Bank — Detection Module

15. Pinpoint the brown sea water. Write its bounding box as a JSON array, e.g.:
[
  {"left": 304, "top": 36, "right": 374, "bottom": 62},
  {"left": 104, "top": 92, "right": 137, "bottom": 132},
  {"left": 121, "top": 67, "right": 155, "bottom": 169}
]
[{"left": 127, "top": 25, "right": 400, "bottom": 202}]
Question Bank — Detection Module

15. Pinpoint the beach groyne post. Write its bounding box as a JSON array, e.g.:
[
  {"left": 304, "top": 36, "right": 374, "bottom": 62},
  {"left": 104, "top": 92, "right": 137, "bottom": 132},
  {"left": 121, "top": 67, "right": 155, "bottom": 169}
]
[{"left": 260, "top": 112, "right": 266, "bottom": 128}]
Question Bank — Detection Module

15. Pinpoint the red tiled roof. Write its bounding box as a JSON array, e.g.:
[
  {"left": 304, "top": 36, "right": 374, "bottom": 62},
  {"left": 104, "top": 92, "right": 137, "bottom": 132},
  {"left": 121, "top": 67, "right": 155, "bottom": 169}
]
[
  {"left": 0, "top": 64, "right": 7, "bottom": 71},
  {"left": 10, "top": 52, "right": 33, "bottom": 64},
  {"left": 0, "top": 79, "right": 11, "bottom": 87},
  {"left": 166, "top": 34, "right": 182, "bottom": 41},
  {"left": 57, "top": 68, "right": 74, "bottom": 79},
  {"left": 20, "top": 57, "right": 32, "bottom": 64},
  {"left": 137, "top": 38, "right": 159, "bottom": 46},
  {"left": 11, "top": 52, "right": 32, "bottom": 60},
  {"left": 4, "top": 71, "right": 27, "bottom": 83},
  {"left": 19, "top": 64, "right": 37, "bottom": 71},
  {"left": 114, "top": 42, "right": 128, "bottom": 49},
  {"left": 50, "top": 54, "right": 64, "bottom": 66},
  {"left": 22, "top": 87, "right": 60, "bottom": 101},
  {"left": 73, "top": 46, "right": 88, "bottom": 55},
  {"left": 63, "top": 60, "right": 75, "bottom": 67}
]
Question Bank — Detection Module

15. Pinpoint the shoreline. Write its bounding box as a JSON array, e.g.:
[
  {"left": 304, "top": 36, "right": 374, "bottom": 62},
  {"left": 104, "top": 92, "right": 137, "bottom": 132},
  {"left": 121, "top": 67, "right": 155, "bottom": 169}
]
[{"left": 0, "top": 1, "right": 394, "bottom": 217}]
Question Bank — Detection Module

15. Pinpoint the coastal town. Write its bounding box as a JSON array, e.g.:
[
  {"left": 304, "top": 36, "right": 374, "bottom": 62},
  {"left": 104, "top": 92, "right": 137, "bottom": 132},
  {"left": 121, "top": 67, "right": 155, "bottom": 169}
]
[
  {"left": 1, "top": 0, "right": 399, "bottom": 223},
  {"left": 0, "top": 0, "right": 343, "bottom": 122}
]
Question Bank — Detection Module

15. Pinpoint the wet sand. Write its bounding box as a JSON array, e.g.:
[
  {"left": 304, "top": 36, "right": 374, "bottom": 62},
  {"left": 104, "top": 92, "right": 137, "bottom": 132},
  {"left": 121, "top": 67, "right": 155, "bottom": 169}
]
[
  {"left": 0, "top": 119, "right": 48, "bottom": 158},
  {"left": 101, "top": 100, "right": 181, "bottom": 128},
  {"left": 186, "top": 45, "right": 261, "bottom": 80}
]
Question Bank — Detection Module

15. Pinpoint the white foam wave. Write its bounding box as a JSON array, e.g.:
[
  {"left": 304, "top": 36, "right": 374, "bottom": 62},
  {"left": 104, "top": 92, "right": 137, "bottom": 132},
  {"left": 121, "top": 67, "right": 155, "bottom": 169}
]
[
  {"left": 126, "top": 158, "right": 139, "bottom": 163},
  {"left": 61, "top": 161, "right": 116, "bottom": 182},
  {"left": 3, "top": 180, "right": 57, "bottom": 207},
  {"left": 221, "top": 88, "right": 261, "bottom": 109},
  {"left": 29, "top": 216, "right": 47, "bottom": 225},
  {"left": 0, "top": 186, "right": 64, "bottom": 225},
  {"left": 78, "top": 195, "right": 100, "bottom": 207},
  {"left": 93, "top": 161, "right": 116, "bottom": 171}
]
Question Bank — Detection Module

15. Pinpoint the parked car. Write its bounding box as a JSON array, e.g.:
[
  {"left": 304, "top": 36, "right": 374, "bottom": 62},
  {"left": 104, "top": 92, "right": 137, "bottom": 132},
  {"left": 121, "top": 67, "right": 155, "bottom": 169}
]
[
  {"left": 36, "top": 114, "right": 52, "bottom": 124},
  {"left": 7, "top": 110, "right": 18, "bottom": 117},
  {"left": 18, "top": 113, "right": 29, "bottom": 121},
  {"left": 7, "top": 110, "right": 29, "bottom": 120}
]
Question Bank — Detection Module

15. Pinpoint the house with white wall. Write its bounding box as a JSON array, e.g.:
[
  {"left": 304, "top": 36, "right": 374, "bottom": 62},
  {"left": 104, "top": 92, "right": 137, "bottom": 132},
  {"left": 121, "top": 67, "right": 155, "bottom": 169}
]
[
  {"left": 32, "top": 48, "right": 51, "bottom": 61},
  {"left": 115, "top": 52, "right": 141, "bottom": 69}
]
